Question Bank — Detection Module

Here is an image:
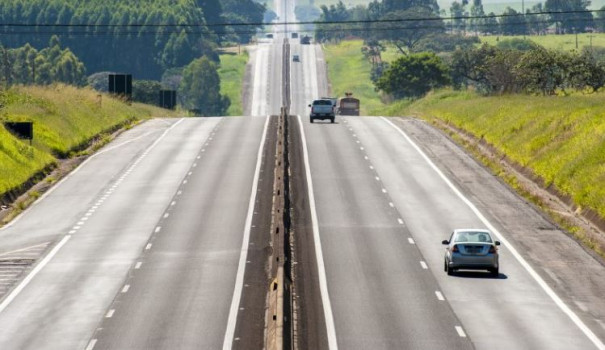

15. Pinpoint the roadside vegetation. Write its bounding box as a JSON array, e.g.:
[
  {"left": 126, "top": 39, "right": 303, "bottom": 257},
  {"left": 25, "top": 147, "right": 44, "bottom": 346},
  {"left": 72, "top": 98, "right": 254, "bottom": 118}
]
[
  {"left": 0, "top": 84, "right": 174, "bottom": 199},
  {"left": 219, "top": 52, "right": 249, "bottom": 116}
]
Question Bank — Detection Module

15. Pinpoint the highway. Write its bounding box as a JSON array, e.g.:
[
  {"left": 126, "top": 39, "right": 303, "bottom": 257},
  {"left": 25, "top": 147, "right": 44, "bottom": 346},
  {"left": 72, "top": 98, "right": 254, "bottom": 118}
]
[
  {"left": 0, "top": 0, "right": 604, "bottom": 348},
  {"left": 285, "top": 1, "right": 605, "bottom": 349}
]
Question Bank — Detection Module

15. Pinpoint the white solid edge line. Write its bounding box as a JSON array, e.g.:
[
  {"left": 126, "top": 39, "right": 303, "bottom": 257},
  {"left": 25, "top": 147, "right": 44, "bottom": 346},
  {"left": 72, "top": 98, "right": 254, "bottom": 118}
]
[
  {"left": 85, "top": 339, "right": 97, "bottom": 350},
  {"left": 2, "top": 119, "right": 184, "bottom": 230},
  {"left": 455, "top": 326, "right": 467, "bottom": 337},
  {"left": 0, "top": 235, "right": 71, "bottom": 314},
  {"left": 296, "top": 115, "right": 339, "bottom": 350},
  {"left": 222, "top": 115, "right": 270, "bottom": 349},
  {"left": 381, "top": 116, "right": 605, "bottom": 350}
]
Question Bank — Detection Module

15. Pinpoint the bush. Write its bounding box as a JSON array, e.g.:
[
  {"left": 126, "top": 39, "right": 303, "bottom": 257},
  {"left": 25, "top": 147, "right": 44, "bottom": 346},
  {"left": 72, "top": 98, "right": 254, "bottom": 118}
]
[{"left": 375, "top": 52, "right": 450, "bottom": 99}]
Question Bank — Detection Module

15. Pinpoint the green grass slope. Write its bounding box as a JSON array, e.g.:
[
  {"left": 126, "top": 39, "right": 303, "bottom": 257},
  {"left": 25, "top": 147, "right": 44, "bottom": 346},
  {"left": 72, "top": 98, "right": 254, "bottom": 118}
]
[
  {"left": 390, "top": 89, "right": 605, "bottom": 221},
  {"left": 0, "top": 84, "right": 174, "bottom": 196}
]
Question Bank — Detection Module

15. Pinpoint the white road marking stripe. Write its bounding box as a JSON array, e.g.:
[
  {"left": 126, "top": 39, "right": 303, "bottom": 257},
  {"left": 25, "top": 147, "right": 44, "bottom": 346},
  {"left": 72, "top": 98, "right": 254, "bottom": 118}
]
[
  {"left": 223, "top": 116, "right": 270, "bottom": 350},
  {"left": 170, "top": 201, "right": 176, "bottom": 206},
  {"left": 389, "top": 202, "right": 395, "bottom": 208},
  {"left": 420, "top": 261, "right": 428, "bottom": 269},
  {"left": 106, "top": 309, "right": 115, "bottom": 318},
  {"left": 155, "top": 227, "right": 161, "bottom": 233},
  {"left": 381, "top": 188, "right": 387, "bottom": 193},
  {"left": 369, "top": 165, "right": 374, "bottom": 170},
  {"left": 435, "top": 291, "right": 445, "bottom": 301},
  {"left": 145, "top": 244, "right": 152, "bottom": 250},
  {"left": 408, "top": 238, "right": 415, "bottom": 244},
  {"left": 455, "top": 326, "right": 467, "bottom": 337},
  {"left": 121, "top": 285, "right": 130, "bottom": 293},
  {"left": 0, "top": 121, "right": 181, "bottom": 230},
  {"left": 135, "top": 262, "right": 142, "bottom": 269},
  {"left": 397, "top": 218, "right": 404, "bottom": 225},
  {"left": 163, "top": 213, "right": 169, "bottom": 218},
  {"left": 85, "top": 339, "right": 97, "bottom": 350},
  {"left": 0, "top": 235, "right": 71, "bottom": 313},
  {"left": 375, "top": 177, "right": 380, "bottom": 181},
  {"left": 69, "top": 230, "right": 76, "bottom": 234},
  {"left": 364, "top": 156, "right": 369, "bottom": 160},
  {"left": 382, "top": 117, "right": 605, "bottom": 350},
  {"left": 295, "top": 115, "right": 338, "bottom": 350}
]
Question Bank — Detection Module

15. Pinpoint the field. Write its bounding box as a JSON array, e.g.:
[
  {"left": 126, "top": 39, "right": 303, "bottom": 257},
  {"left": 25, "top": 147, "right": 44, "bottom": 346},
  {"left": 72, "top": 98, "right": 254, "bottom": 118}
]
[
  {"left": 0, "top": 85, "right": 174, "bottom": 197},
  {"left": 219, "top": 51, "right": 249, "bottom": 116},
  {"left": 480, "top": 33, "right": 605, "bottom": 51},
  {"left": 322, "top": 40, "right": 387, "bottom": 115}
]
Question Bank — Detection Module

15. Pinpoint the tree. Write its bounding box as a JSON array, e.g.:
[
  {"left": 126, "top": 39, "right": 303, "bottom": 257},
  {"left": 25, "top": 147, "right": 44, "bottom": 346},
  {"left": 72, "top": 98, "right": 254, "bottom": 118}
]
[
  {"left": 545, "top": 0, "right": 592, "bottom": 34},
  {"left": 178, "top": 56, "right": 230, "bottom": 116},
  {"left": 374, "top": 7, "right": 445, "bottom": 54},
  {"left": 469, "top": 0, "right": 485, "bottom": 34},
  {"left": 514, "top": 47, "right": 570, "bottom": 94},
  {"left": 375, "top": 52, "right": 450, "bottom": 98},
  {"left": 499, "top": 7, "right": 526, "bottom": 35},
  {"left": 449, "top": 1, "right": 468, "bottom": 33},
  {"left": 133, "top": 80, "right": 163, "bottom": 105}
]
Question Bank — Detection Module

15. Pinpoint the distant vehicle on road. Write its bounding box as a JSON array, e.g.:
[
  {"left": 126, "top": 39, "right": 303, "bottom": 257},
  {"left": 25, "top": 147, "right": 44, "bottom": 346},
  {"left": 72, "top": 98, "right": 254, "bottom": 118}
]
[
  {"left": 266, "top": 33, "right": 274, "bottom": 39},
  {"left": 291, "top": 32, "right": 298, "bottom": 39},
  {"left": 442, "top": 229, "right": 500, "bottom": 276},
  {"left": 301, "top": 36, "right": 311, "bottom": 44},
  {"left": 293, "top": 54, "right": 300, "bottom": 62},
  {"left": 321, "top": 96, "right": 338, "bottom": 114},
  {"left": 338, "top": 92, "right": 360, "bottom": 116},
  {"left": 309, "top": 99, "right": 335, "bottom": 123}
]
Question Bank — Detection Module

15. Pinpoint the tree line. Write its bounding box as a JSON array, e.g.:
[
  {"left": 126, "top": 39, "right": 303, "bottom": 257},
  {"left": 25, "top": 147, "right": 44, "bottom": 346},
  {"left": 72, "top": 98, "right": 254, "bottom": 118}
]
[
  {"left": 0, "top": 0, "right": 266, "bottom": 80},
  {"left": 1, "top": 36, "right": 86, "bottom": 86},
  {"left": 375, "top": 40, "right": 605, "bottom": 98}
]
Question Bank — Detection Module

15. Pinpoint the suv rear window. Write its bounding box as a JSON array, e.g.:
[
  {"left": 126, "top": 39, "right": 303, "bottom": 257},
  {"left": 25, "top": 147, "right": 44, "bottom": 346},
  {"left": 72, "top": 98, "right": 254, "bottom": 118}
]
[{"left": 313, "top": 100, "right": 332, "bottom": 105}]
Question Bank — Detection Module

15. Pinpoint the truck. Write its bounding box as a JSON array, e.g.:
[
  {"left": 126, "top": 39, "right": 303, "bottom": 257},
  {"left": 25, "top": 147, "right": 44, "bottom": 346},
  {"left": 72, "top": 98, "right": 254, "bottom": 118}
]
[
  {"left": 309, "top": 99, "right": 335, "bottom": 123},
  {"left": 338, "top": 92, "right": 360, "bottom": 116}
]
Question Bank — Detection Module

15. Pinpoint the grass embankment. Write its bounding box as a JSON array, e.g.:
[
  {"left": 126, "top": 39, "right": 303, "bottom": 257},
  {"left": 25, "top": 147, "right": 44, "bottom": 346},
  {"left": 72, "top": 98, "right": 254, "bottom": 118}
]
[
  {"left": 0, "top": 84, "right": 174, "bottom": 198},
  {"left": 395, "top": 89, "right": 605, "bottom": 221},
  {"left": 219, "top": 51, "right": 248, "bottom": 116}
]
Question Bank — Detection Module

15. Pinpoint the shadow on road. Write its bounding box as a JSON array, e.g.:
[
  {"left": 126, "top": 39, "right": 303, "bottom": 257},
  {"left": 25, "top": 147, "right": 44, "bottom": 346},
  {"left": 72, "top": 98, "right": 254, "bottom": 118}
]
[{"left": 452, "top": 271, "right": 508, "bottom": 280}]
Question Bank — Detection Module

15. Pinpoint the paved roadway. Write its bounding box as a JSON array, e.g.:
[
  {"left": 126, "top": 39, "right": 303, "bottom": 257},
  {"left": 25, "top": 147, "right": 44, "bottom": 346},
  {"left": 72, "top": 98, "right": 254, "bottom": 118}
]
[
  {"left": 0, "top": 116, "right": 275, "bottom": 349},
  {"left": 285, "top": 0, "right": 605, "bottom": 347}
]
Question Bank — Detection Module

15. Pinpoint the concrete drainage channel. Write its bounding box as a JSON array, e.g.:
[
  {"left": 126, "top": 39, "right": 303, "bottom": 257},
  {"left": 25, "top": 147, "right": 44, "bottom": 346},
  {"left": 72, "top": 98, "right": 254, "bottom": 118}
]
[{"left": 265, "top": 39, "right": 295, "bottom": 350}]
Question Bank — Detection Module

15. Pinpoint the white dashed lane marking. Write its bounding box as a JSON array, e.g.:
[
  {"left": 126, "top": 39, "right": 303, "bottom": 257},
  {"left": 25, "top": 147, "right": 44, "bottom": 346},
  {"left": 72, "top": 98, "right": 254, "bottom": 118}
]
[
  {"left": 435, "top": 291, "right": 445, "bottom": 301},
  {"left": 455, "top": 326, "right": 467, "bottom": 337},
  {"left": 420, "top": 261, "right": 428, "bottom": 269}
]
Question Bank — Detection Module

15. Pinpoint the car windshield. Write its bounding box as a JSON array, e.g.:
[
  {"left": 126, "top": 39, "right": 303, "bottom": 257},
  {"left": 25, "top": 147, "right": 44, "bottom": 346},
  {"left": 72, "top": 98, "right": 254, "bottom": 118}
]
[
  {"left": 313, "top": 100, "right": 332, "bottom": 105},
  {"left": 454, "top": 231, "right": 493, "bottom": 243}
]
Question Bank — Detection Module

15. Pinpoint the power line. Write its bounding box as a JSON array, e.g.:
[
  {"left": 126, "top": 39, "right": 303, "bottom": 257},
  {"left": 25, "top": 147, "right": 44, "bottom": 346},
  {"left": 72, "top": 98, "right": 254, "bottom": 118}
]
[{"left": 0, "top": 9, "right": 603, "bottom": 29}]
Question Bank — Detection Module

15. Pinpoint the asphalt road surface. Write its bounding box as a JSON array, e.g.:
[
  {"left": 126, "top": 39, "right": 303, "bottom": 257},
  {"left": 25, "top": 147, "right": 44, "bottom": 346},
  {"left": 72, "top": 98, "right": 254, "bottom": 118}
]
[
  {"left": 285, "top": 0, "right": 605, "bottom": 347},
  {"left": 0, "top": 0, "right": 604, "bottom": 348}
]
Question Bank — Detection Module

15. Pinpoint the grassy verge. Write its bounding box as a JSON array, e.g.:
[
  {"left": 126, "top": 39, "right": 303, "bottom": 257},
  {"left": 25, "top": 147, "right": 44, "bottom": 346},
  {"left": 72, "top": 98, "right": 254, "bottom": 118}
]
[
  {"left": 219, "top": 51, "right": 248, "bottom": 116},
  {"left": 323, "top": 40, "right": 387, "bottom": 115},
  {"left": 0, "top": 84, "right": 175, "bottom": 197},
  {"left": 396, "top": 89, "right": 605, "bottom": 228}
]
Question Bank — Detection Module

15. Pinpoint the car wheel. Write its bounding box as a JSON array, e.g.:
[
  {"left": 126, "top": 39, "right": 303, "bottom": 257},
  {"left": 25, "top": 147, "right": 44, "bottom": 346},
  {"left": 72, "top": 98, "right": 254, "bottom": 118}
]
[
  {"left": 310, "top": 118, "right": 314, "bottom": 123},
  {"left": 330, "top": 118, "right": 335, "bottom": 123},
  {"left": 446, "top": 262, "right": 454, "bottom": 276},
  {"left": 491, "top": 267, "right": 499, "bottom": 277}
]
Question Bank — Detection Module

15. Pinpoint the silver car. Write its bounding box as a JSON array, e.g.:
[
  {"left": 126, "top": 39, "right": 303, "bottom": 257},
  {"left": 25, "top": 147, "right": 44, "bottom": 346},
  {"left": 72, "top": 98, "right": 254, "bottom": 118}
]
[{"left": 442, "top": 229, "right": 500, "bottom": 276}]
